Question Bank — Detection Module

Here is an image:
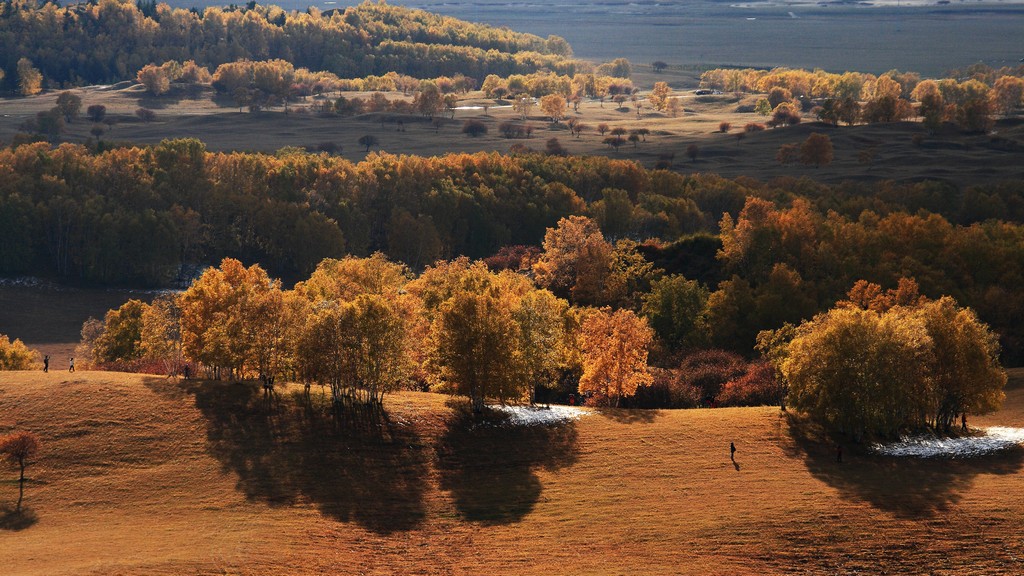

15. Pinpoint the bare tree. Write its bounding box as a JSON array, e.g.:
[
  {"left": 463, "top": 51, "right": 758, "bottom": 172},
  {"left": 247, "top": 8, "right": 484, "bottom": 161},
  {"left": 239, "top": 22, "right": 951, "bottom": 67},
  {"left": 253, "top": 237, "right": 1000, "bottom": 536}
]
[{"left": 358, "top": 134, "right": 379, "bottom": 153}]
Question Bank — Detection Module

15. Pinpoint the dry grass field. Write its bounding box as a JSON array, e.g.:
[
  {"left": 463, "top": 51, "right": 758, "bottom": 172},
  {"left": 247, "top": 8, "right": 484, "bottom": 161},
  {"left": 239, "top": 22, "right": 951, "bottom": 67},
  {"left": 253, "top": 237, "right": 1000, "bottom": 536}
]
[
  {"left": 1, "top": 368, "right": 1023, "bottom": 575},
  {"left": 3, "top": 73, "right": 1024, "bottom": 188},
  {"left": 0, "top": 284, "right": 161, "bottom": 363}
]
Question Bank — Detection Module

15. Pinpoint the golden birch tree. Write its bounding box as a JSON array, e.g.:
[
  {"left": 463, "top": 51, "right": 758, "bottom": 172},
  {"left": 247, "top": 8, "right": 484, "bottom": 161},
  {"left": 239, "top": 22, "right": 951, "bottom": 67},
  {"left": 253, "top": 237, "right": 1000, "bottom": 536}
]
[{"left": 578, "top": 307, "right": 654, "bottom": 406}]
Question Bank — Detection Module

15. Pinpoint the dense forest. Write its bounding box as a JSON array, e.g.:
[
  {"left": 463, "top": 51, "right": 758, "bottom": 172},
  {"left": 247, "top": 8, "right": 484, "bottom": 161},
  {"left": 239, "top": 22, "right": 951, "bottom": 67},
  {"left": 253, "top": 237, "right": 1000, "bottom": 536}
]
[
  {"left": 2, "top": 140, "right": 1023, "bottom": 364},
  {"left": 0, "top": 0, "right": 577, "bottom": 92}
]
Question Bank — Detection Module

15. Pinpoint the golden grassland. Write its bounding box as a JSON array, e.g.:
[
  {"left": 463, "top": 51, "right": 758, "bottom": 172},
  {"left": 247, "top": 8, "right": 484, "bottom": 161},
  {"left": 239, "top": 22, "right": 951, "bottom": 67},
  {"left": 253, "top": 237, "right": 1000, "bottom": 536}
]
[
  {"left": 0, "top": 368, "right": 1022, "bottom": 575},
  {"left": 2, "top": 68, "right": 1023, "bottom": 187}
]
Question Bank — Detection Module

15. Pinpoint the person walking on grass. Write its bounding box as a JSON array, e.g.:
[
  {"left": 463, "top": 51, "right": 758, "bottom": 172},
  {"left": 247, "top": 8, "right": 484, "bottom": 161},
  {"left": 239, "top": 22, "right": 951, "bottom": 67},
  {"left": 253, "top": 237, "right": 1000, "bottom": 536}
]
[
  {"left": 730, "top": 442, "right": 736, "bottom": 461},
  {"left": 43, "top": 355, "right": 49, "bottom": 373},
  {"left": 69, "top": 357, "right": 75, "bottom": 372}
]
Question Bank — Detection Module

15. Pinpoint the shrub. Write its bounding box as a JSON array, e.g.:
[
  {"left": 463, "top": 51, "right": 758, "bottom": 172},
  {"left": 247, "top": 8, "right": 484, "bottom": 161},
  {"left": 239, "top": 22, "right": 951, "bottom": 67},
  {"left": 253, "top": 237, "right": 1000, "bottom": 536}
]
[
  {"left": 677, "top": 349, "right": 747, "bottom": 404},
  {"left": 716, "top": 361, "right": 784, "bottom": 407},
  {"left": 462, "top": 119, "right": 488, "bottom": 137}
]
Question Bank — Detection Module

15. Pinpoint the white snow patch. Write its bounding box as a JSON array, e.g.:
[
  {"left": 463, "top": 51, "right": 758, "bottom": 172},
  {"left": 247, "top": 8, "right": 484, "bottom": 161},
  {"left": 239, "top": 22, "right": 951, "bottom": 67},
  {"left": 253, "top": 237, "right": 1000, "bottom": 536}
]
[
  {"left": 491, "top": 405, "right": 588, "bottom": 426},
  {"left": 872, "top": 427, "right": 1024, "bottom": 458}
]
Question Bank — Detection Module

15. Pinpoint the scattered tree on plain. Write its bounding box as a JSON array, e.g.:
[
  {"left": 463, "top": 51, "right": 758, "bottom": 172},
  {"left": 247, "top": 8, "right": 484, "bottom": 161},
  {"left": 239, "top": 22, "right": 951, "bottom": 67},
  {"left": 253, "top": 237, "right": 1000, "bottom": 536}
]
[
  {"left": 358, "top": 134, "right": 379, "bottom": 153},
  {"left": 462, "top": 119, "right": 488, "bottom": 137},
  {"left": 55, "top": 91, "right": 82, "bottom": 122},
  {"left": 799, "top": 133, "right": 833, "bottom": 168},
  {"left": 540, "top": 94, "right": 567, "bottom": 123},
  {"left": 0, "top": 431, "right": 40, "bottom": 511}
]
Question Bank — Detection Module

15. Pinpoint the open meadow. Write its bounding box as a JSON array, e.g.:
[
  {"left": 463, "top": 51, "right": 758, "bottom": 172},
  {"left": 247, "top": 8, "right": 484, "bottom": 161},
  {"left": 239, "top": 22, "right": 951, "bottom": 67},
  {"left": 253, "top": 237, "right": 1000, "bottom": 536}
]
[
  {"left": 2, "top": 73, "right": 1023, "bottom": 188},
  {"left": 1, "top": 368, "right": 1023, "bottom": 575}
]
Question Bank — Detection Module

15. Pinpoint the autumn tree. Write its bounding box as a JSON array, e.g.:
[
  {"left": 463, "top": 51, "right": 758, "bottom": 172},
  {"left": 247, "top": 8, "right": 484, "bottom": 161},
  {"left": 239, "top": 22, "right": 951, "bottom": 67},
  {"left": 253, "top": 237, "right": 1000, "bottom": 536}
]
[
  {"left": 298, "top": 293, "right": 411, "bottom": 406},
  {"left": 513, "top": 94, "right": 534, "bottom": 119},
  {"left": 666, "top": 98, "right": 682, "bottom": 118},
  {"left": 0, "top": 334, "right": 38, "bottom": 370},
  {"left": 641, "top": 275, "right": 709, "bottom": 351},
  {"left": 92, "top": 299, "right": 147, "bottom": 364},
  {"left": 515, "top": 289, "right": 569, "bottom": 404},
  {"left": 0, "top": 431, "right": 40, "bottom": 511},
  {"left": 648, "top": 81, "right": 672, "bottom": 111},
  {"left": 55, "top": 91, "right": 82, "bottom": 123},
  {"left": 911, "top": 79, "right": 944, "bottom": 132},
  {"left": 139, "top": 293, "right": 183, "bottom": 375},
  {"left": 992, "top": 75, "right": 1024, "bottom": 116},
  {"left": 137, "top": 64, "right": 171, "bottom": 96},
  {"left": 799, "top": 133, "right": 833, "bottom": 168},
  {"left": 780, "top": 296, "right": 1006, "bottom": 438},
  {"left": 462, "top": 119, "right": 488, "bottom": 137},
  {"left": 916, "top": 297, "right": 1006, "bottom": 430},
  {"left": 578, "top": 308, "right": 654, "bottom": 406},
  {"left": 533, "top": 215, "right": 613, "bottom": 305},
  {"left": 415, "top": 81, "right": 445, "bottom": 117},
  {"left": 540, "top": 94, "right": 567, "bottom": 123},
  {"left": 179, "top": 258, "right": 284, "bottom": 380},
  {"left": 17, "top": 58, "right": 42, "bottom": 96},
  {"left": 424, "top": 268, "right": 527, "bottom": 412},
  {"left": 686, "top": 144, "right": 699, "bottom": 163}
]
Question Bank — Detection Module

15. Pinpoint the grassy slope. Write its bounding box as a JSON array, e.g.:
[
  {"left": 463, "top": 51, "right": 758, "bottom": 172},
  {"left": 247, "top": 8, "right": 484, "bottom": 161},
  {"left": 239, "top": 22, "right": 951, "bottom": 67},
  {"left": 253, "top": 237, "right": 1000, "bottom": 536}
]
[{"left": 1, "top": 369, "right": 1023, "bottom": 574}]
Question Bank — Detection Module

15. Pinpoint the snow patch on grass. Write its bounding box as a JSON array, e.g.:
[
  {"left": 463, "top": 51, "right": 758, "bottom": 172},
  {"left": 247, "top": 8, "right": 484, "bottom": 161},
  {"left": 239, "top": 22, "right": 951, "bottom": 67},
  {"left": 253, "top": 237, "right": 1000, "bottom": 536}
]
[
  {"left": 492, "top": 405, "right": 589, "bottom": 426},
  {"left": 872, "top": 427, "right": 1024, "bottom": 458}
]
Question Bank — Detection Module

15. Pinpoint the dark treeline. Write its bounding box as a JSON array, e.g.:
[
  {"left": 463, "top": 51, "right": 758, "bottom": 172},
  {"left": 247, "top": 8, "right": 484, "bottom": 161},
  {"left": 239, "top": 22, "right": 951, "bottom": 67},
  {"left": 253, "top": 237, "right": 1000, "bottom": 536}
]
[
  {"left": 0, "top": 0, "right": 577, "bottom": 92},
  {"left": 2, "top": 139, "right": 1024, "bottom": 362}
]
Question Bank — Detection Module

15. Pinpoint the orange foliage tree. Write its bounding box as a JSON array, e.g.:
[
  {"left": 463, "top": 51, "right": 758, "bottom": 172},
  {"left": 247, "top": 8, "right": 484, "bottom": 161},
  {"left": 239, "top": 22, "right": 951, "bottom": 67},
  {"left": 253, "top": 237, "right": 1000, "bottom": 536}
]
[
  {"left": 578, "top": 307, "right": 654, "bottom": 406},
  {"left": 0, "top": 431, "right": 40, "bottom": 511}
]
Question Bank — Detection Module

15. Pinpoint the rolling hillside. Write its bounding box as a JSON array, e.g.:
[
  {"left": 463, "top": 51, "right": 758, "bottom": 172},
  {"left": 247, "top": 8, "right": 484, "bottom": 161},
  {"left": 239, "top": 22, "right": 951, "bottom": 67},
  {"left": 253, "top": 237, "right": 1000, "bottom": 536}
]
[{"left": 1, "top": 370, "right": 1023, "bottom": 574}]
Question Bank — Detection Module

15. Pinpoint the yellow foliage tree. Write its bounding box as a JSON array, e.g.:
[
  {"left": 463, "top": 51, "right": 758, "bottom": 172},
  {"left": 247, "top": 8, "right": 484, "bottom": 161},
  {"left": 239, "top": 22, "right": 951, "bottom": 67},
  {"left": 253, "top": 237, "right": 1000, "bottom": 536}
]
[
  {"left": 781, "top": 295, "right": 1005, "bottom": 437},
  {"left": 0, "top": 334, "right": 39, "bottom": 370},
  {"left": 179, "top": 258, "right": 284, "bottom": 380},
  {"left": 578, "top": 307, "right": 654, "bottom": 406},
  {"left": 533, "top": 215, "right": 613, "bottom": 305},
  {"left": 539, "top": 93, "right": 566, "bottom": 123}
]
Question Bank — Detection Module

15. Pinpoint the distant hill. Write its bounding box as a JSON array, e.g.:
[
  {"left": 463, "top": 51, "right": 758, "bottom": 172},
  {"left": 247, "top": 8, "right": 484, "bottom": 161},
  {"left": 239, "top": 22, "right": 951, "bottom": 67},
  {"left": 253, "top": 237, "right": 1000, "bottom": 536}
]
[{"left": 0, "top": 0, "right": 577, "bottom": 93}]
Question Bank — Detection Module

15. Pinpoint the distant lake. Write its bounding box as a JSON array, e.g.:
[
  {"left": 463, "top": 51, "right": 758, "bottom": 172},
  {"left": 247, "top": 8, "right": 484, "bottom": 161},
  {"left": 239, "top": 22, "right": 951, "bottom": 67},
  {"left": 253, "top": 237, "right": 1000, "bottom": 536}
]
[{"left": 165, "top": 0, "right": 1024, "bottom": 76}]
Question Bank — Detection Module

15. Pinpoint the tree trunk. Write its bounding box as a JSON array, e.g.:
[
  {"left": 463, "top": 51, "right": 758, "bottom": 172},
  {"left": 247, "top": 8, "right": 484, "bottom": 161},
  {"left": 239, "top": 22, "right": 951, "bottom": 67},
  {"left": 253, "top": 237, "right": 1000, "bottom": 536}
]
[{"left": 17, "top": 460, "right": 25, "bottom": 512}]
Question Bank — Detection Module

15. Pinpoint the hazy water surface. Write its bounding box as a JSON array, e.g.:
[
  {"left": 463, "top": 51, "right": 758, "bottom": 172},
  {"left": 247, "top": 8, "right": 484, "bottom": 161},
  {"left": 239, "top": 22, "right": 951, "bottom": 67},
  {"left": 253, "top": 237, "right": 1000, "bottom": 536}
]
[{"left": 165, "top": 0, "right": 1024, "bottom": 76}]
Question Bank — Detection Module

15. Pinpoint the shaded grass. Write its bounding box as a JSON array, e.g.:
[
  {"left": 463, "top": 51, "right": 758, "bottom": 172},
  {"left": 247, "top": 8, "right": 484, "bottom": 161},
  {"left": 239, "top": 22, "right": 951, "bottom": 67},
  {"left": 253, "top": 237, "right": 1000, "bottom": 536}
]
[
  {"left": 785, "top": 412, "right": 1024, "bottom": 518},
  {"left": 2, "top": 371, "right": 1024, "bottom": 574},
  {"left": 172, "top": 379, "right": 429, "bottom": 534},
  {"left": 435, "top": 404, "right": 579, "bottom": 524}
]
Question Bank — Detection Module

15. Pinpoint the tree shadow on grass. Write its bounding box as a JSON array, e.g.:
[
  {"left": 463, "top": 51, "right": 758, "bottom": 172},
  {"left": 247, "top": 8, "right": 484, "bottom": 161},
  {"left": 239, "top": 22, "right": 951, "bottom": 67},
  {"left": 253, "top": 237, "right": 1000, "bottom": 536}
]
[
  {"left": 0, "top": 504, "right": 37, "bottom": 531},
  {"left": 435, "top": 405, "right": 579, "bottom": 525},
  {"left": 785, "top": 414, "right": 1024, "bottom": 519},
  {"left": 177, "top": 380, "right": 427, "bottom": 534}
]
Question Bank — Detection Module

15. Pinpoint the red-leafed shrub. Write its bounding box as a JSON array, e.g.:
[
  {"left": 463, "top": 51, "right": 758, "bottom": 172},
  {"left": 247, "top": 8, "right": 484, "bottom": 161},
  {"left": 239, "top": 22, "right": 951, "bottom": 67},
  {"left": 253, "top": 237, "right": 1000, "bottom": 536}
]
[{"left": 715, "top": 361, "right": 784, "bottom": 407}]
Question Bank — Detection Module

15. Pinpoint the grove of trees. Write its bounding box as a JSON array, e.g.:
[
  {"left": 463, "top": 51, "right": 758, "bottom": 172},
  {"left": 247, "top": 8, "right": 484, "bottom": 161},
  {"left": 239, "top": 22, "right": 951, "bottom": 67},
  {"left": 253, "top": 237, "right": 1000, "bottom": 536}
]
[
  {"left": 5, "top": 139, "right": 1024, "bottom": 367},
  {"left": 700, "top": 64, "right": 1024, "bottom": 132},
  {"left": 775, "top": 290, "right": 1006, "bottom": 438},
  {"left": 0, "top": 0, "right": 577, "bottom": 93}
]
